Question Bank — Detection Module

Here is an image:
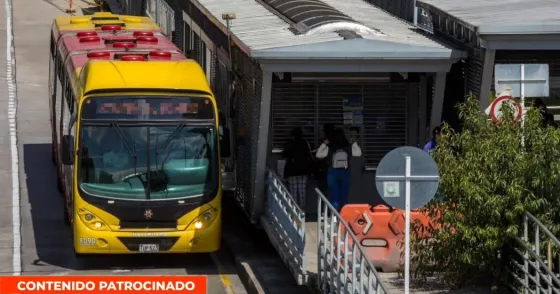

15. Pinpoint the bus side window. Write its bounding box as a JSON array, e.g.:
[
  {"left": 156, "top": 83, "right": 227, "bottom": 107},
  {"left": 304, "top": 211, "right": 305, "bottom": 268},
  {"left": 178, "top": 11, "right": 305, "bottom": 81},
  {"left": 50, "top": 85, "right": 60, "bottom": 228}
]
[
  {"left": 66, "top": 81, "right": 74, "bottom": 114},
  {"left": 61, "top": 77, "right": 74, "bottom": 163},
  {"left": 57, "top": 56, "right": 63, "bottom": 82},
  {"left": 68, "top": 103, "right": 77, "bottom": 136},
  {"left": 49, "top": 50, "right": 58, "bottom": 119},
  {"left": 60, "top": 78, "right": 71, "bottom": 134},
  {"left": 59, "top": 78, "right": 66, "bottom": 144},
  {"left": 50, "top": 34, "right": 55, "bottom": 59}
]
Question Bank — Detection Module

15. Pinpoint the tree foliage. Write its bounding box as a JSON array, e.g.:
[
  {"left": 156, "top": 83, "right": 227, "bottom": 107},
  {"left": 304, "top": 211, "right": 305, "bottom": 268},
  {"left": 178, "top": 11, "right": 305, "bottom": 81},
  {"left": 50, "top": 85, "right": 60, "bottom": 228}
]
[{"left": 410, "top": 94, "right": 560, "bottom": 289}]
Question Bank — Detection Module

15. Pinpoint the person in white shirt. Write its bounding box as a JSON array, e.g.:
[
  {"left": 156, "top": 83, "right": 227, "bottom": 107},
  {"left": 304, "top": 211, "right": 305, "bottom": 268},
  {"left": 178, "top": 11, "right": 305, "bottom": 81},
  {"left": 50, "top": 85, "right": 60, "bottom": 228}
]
[{"left": 315, "top": 128, "right": 362, "bottom": 211}]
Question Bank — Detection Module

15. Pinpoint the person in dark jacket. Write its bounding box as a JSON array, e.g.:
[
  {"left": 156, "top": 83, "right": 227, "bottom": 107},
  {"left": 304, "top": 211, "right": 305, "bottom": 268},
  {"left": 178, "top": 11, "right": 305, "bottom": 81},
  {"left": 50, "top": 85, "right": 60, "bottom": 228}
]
[
  {"left": 282, "top": 127, "right": 314, "bottom": 210},
  {"left": 316, "top": 123, "right": 335, "bottom": 196},
  {"left": 534, "top": 98, "right": 549, "bottom": 127},
  {"left": 545, "top": 113, "right": 558, "bottom": 129},
  {"left": 316, "top": 128, "right": 362, "bottom": 211}
]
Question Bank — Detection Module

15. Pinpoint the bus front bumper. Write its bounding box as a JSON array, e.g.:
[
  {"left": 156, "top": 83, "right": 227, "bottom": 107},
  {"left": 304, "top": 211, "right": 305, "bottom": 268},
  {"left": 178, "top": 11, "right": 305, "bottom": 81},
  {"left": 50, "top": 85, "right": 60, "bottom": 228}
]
[{"left": 73, "top": 216, "right": 221, "bottom": 254}]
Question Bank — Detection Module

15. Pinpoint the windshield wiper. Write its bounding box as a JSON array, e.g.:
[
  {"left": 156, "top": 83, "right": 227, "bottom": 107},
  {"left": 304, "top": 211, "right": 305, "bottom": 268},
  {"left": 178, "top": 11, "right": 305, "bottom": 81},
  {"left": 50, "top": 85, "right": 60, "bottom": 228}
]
[
  {"left": 111, "top": 122, "right": 137, "bottom": 158},
  {"left": 110, "top": 122, "right": 138, "bottom": 179},
  {"left": 156, "top": 123, "right": 186, "bottom": 154}
]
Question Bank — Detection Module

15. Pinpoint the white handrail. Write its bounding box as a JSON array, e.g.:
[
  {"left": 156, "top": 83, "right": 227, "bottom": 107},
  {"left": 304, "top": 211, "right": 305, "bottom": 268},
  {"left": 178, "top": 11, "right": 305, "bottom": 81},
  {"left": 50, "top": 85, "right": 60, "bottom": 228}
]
[{"left": 316, "top": 188, "right": 389, "bottom": 294}]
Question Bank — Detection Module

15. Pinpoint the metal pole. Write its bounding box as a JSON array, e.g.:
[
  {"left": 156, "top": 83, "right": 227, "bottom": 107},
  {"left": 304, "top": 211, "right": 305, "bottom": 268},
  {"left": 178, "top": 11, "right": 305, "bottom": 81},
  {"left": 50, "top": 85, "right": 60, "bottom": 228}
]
[
  {"left": 226, "top": 19, "right": 232, "bottom": 64},
  {"left": 521, "top": 64, "right": 525, "bottom": 149},
  {"left": 524, "top": 215, "right": 529, "bottom": 293},
  {"left": 536, "top": 228, "right": 540, "bottom": 294},
  {"left": 549, "top": 240, "right": 552, "bottom": 294},
  {"left": 66, "top": 0, "right": 76, "bottom": 13},
  {"left": 221, "top": 13, "right": 236, "bottom": 68},
  {"left": 413, "top": 2, "right": 418, "bottom": 26},
  {"left": 405, "top": 156, "right": 411, "bottom": 294}
]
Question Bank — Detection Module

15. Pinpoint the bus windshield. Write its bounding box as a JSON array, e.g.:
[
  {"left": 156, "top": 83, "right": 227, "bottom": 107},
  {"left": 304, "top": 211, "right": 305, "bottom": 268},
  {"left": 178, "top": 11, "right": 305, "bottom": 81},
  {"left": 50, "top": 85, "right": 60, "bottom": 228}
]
[{"left": 78, "top": 123, "right": 218, "bottom": 200}]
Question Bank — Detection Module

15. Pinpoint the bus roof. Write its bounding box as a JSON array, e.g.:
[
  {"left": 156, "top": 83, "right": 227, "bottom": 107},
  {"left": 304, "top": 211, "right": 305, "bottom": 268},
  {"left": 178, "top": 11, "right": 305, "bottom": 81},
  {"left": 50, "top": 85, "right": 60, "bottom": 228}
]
[
  {"left": 59, "top": 30, "right": 187, "bottom": 78},
  {"left": 80, "top": 60, "right": 211, "bottom": 98},
  {"left": 60, "top": 32, "right": 180, "bottom": 54},
  {"left": 53, "top": 12, "right": 160, "bottom": 36}
]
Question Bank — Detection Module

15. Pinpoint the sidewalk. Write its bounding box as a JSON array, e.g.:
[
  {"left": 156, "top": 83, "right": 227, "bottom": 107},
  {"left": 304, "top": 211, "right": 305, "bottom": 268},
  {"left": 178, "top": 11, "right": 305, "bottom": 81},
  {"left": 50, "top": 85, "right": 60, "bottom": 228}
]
[{"left": 0, "top": 0, "right": 16, "bottom": 275}]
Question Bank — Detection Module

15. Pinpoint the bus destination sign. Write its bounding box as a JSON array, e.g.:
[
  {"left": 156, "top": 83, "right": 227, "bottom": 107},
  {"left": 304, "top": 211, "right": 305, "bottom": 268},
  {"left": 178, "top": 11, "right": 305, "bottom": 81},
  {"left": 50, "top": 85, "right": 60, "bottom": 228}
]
[{"left": 81, "top": 97, "right": 214, "bottom": 120}]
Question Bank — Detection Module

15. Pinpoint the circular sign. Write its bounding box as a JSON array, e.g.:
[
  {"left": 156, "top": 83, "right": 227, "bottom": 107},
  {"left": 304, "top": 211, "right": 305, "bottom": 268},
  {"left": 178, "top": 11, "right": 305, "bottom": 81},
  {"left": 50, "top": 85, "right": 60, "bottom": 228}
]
[
  {"left": 490, "top": 95, "right": 523, "bottom": 124},
  {"left": 374, "top": 146, "right": 440, "bottom": 210}
]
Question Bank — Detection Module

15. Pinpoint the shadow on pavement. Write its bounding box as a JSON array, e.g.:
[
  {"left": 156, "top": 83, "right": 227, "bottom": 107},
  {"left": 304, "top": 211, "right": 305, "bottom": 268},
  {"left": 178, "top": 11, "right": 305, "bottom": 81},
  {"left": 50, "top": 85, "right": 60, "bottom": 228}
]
[
  {"left": 23, "top": 143, "right": 232, "bottom": 275},
  {"left": 221, "top": 192, "right": 309, "bottom": 294}
]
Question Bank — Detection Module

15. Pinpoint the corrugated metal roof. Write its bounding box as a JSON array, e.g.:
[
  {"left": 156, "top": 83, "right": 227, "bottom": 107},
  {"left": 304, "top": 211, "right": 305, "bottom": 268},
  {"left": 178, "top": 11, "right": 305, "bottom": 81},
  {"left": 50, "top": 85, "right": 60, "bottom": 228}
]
[
  {"left": 419, "top": 0, "right": 560, "bottom": 33},
  {"left": 197, "top": 0, "right": 342, "bottom": 51},
  {"left": 322, "top": 0, "right": 448, "bottom": 48},
  {"left": 195, "top": 0, "right": 458, "bottom": 57}
]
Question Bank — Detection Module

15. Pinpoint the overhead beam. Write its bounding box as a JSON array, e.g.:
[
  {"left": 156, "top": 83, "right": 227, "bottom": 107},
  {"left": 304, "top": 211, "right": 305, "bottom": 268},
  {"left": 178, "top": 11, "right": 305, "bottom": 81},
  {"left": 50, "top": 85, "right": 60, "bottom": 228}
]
[{"left": 259, "top": 59, "right": 455, "bottom": 73}]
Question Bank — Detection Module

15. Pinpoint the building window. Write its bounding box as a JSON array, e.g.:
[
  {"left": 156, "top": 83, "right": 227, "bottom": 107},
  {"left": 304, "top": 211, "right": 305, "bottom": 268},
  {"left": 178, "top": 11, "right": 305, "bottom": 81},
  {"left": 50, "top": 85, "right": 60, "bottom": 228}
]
[
  {"left": 183, "top": 21, "right": 192, "bottom": 52},
  {"left": 201, "top": 41, "right": 207, "bottom": 73}
]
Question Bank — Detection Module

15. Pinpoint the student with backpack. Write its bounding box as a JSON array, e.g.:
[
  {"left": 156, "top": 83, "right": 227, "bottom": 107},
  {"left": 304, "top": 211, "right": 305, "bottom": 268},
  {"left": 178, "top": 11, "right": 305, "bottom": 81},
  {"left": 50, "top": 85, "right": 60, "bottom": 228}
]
[
  {"left": 315, "top": 128, "right": 362, "bottom": 211},
  {"left": 282, "top": 127, "right": 315, "bottom": 210}
]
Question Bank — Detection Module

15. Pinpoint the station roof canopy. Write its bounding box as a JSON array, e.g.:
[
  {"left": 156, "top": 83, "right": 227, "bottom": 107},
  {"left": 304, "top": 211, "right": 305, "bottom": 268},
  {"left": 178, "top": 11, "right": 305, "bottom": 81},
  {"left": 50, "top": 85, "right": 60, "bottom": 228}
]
[
  {"left": 192, "top": 0, "right": 465, "bottom": 73},
  {"left": 417, "top": 0, "right": 560, "bottom": 50}
]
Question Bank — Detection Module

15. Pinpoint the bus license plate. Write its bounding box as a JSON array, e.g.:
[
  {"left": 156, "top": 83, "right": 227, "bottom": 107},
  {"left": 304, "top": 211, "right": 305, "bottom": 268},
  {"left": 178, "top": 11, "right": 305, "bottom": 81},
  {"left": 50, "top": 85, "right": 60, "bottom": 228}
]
[{"left": 139, "top": 244, "right": 159, "bottom": 253}]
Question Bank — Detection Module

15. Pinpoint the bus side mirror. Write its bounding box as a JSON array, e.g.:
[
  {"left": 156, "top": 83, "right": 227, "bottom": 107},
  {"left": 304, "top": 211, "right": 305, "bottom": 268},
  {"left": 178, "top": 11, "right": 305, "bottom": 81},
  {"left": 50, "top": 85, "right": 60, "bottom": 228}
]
[
  {"left": 220, "top": 127, "right": 231, "bottom": 158},
  {"left": 62, "top": 135, "right": 74, "bottom": 165}
]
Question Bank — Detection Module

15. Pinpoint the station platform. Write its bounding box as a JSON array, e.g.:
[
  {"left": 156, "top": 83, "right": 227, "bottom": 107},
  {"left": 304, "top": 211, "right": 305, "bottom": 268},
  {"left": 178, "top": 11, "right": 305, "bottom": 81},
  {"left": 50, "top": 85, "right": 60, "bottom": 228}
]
[{"left": 268, "top": 175, "right": 496, "bottom": 293}]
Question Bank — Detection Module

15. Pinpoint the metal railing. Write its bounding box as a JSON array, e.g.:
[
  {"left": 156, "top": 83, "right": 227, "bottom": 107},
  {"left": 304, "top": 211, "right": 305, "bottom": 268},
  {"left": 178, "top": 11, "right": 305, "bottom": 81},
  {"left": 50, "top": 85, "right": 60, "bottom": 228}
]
[
  {"left": 145, "top": 0, "right": 174, "bottom": 37},
  {"left": 261, "top": 169, "right": 307, "bottom": 285},
  {"left": 118, "top": 0, "right": 144, "bottom": 15},
  {"left": 507, "top": 212, "right": 560, "bottom": 294},
  {"left": 316, "top": 188, "right": 388, "bottom": 294}
]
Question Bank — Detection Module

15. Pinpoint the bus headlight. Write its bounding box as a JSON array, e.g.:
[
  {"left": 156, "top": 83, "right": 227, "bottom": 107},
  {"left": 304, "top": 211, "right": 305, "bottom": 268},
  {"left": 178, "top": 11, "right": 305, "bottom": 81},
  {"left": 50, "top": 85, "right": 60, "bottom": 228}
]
[
  {"left": 78, "top": 208, "right": 109, "bottom": 231},
  {"left": 187, "top": 208, "right": 218, "bottom": 231}
]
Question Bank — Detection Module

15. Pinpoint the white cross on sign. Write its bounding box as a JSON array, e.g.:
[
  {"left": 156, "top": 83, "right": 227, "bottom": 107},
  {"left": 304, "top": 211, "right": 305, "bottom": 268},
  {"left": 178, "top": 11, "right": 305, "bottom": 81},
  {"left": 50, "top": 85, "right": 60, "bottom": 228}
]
[{"left": 374, "top": 147, "right": 440, "bottom": 294}]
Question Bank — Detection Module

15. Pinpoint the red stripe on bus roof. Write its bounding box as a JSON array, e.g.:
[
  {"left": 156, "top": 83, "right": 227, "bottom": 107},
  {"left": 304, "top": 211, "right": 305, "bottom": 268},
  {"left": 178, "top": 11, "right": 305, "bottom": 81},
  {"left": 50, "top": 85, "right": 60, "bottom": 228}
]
[
  {"left": 61, "top": 34, "right": 179, "bottom": 52},
  {"left": 57, "top": 31, "right": 187, "bottom": 72}
]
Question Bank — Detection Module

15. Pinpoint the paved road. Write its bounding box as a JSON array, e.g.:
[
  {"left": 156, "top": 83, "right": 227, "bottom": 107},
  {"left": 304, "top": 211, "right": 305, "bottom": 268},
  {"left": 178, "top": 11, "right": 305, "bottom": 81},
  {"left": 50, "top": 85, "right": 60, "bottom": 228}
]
[{"left": 1, "top": 1, "right": 247, "bottom": 293}]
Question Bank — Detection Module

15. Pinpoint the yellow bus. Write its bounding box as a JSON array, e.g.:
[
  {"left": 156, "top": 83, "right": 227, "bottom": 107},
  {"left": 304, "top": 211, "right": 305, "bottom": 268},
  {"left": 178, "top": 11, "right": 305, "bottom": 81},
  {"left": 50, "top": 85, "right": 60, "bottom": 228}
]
[
  {"left": 50, "top": 55, "right": 223, "bottom": 254},
  {"left": 53, "top": 12, "right": 161, "bottom": 37}
]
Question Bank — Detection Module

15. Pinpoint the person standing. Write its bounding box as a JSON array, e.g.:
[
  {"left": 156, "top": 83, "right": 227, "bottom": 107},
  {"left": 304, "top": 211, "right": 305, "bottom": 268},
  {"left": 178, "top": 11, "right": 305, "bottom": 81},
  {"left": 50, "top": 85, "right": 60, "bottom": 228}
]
[
  {"left": 282, "top": 127, "right": 314, "bottom": 210},
  {"left": 316, "top": 123, "right": 335, "bottom": 196},
  {"left": 316, "top": 128, "right": 362, "bottom": 211},
  {"left": 543, "top": 113, "right": 558, "bottom": 129},
  {"left": 423, "top": 126, "right": 441, "bottom": 154}
]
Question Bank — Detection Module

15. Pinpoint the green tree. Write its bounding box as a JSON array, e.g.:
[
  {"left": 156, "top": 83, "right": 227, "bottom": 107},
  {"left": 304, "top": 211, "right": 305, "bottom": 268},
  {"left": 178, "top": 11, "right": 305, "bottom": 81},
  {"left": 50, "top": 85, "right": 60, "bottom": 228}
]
[{"left": 410, "top": 94, "right": 560, "bottom": 289}]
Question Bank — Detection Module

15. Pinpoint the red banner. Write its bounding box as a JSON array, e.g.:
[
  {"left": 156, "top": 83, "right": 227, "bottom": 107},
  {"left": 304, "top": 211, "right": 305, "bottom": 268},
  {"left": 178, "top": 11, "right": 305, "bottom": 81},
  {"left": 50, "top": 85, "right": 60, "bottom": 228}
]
[{"left": 0, "top": 276, "right": 207, "bottom": 294}]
